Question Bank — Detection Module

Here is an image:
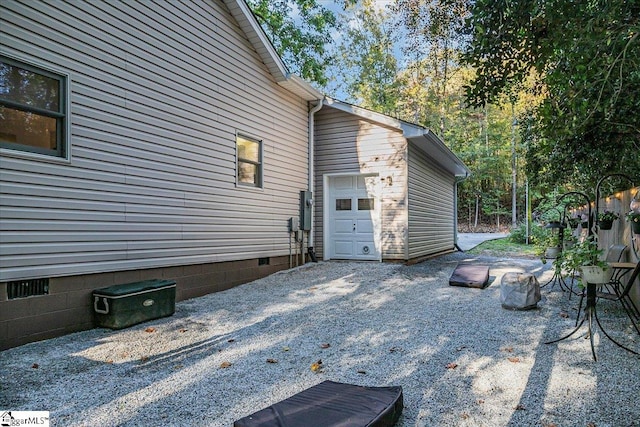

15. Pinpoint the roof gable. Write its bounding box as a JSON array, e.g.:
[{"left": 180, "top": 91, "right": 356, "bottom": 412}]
[
  {"left": 223, "top": 0, "right": 323, "bottom": 101},
  {"left": 322, "top": 98, "right": 470, "bottom": 178}
]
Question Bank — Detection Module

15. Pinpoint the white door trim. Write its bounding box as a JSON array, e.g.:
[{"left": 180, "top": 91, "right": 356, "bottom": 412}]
[{"left": 323, "top": 172, "right": 382, "bottom": 261}]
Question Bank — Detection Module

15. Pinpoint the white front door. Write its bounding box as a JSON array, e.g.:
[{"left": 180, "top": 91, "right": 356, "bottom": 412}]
[{"left": 327, "top": 174, "right": 380, "bottom": 260}]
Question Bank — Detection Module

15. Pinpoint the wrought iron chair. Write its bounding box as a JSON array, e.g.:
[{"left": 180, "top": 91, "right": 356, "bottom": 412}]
[
  {"left": 601, "top": 244, "right": 628, "bottom": 294},
  {"left": 576, "top": 261, "right": 640, "bottom": 336},
  {"left": 605, "top": 244, "right": 627, "bottom": 263}
]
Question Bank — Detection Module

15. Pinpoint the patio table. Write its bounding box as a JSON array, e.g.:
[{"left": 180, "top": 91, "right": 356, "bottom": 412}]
[{"left": 545, "top": 262, "right": 639, "bottom": 361}]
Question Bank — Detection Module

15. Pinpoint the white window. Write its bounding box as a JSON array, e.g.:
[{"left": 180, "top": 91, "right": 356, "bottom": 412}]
[
  {"left": 236, "top": 134, "right": 262, "bottom": 188},
  {"left": 0, "top": 55, "right": 68, "bottom": 158}
]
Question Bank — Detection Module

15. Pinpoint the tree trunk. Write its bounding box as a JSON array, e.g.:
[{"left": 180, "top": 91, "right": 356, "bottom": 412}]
[
  {"left": 474, "top": 194, "right": 480, "bottom": 228},
  {"left": 511, "top": 102, "right": 517, "bottom": 227}
]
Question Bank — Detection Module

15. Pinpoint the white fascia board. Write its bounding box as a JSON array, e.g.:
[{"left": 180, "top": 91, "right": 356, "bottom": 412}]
[
  {"left": 279, "top": 74, "right": 325, "bottom": 101},
  {"left": 323, "top": 98, "right": 408, "bottom": 131},
  {"left": 224, "top": 0, "right": 324, "bottom": 101},
  {"left": 409, "top": 132, "right": 471, "bottom": 178},
  {"left": 224, "top": 0, "right": 289, "bottom": 81},
  {"left": 322, "top": 99, "right": 469, "bottom": 178}
]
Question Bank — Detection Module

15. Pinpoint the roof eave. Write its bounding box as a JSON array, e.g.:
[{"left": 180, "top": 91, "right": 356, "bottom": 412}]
[
  {"left": 279, "top": 74, "right": 325, "bottom": 101},
  {"left": 224, "top": 0, "right": 288, "bottom": 80},
  {"left": 323, "top": 97, "right": 406, "bottom": 130},
  {"left": 224, "top": 0, "right": 323, "bottom": 101},
  {"left": 408, "top": 132, "right": 471, "bottom": 178},
  {"left": 322, "top": 98, "right": 469, "bottom": 178}
]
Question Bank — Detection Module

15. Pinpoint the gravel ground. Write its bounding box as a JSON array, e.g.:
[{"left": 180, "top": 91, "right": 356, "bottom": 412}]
[{"left": 1, "top": 251, "right": 639, "bottom": 427}]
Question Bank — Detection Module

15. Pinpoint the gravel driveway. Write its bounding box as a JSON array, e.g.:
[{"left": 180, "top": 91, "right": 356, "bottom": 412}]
[{"left": 1, "top": 252, "right": 639, "bottom": 427}]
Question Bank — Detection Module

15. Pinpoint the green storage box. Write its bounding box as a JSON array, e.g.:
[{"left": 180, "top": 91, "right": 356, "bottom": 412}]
[{"left": 93, "top": 279, "right": 176, "bottom": 329}]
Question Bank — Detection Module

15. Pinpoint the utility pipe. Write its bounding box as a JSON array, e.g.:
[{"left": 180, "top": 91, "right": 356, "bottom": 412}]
[
  {"left": 307, "top": 99, "right": 323, "bottom": 255},
  {"left": 454, "top": 173, "right": 470, "bottom": 252}
]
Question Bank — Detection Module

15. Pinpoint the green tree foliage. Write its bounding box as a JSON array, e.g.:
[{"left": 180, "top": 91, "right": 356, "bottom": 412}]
[
  {"left": 247, "top": 0, "right": 337, "bottom": 86},
  {"left": 332, "top": 0, "right": 401, "bottom": 115},
  {"left": 392, "top": 0, "right": 470, "bottom": 137},
  {"left": 248, "top": 0, "right": 544, "bottom": 228},
  {"left": 327, "top": 0, "right": 526, "bottom": 228},
  {"left": 463, "top": 0, "right": 640, "bottom": 190}
]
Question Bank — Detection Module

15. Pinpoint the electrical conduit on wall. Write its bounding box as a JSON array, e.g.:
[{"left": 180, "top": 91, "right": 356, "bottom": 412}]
[{"left": 307, "top": 99, "right": 323, "bottom": 261}]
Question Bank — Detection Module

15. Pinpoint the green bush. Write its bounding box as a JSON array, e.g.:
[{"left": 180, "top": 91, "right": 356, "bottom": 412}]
[{"left": 509, "top": 222, "right": 547, "bottom": 245}]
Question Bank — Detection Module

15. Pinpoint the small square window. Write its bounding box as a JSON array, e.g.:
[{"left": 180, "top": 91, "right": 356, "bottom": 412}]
[
  {"left": 236, "top": 134, "right": 262, "bottom": 188},
  {"left": 336, "top": 198, "right": 352, "bottom": 211},
  {"left": 0, "top": 55, "right": 68, "bottom": 158},
  {"left": 358, "top": 198, "right": 375, "bottom": 210}
]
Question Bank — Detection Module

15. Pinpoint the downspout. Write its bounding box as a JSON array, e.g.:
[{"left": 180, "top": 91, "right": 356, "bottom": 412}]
[
  {"left": 307, "top": 98, "right": 323, "bottom": 262},
  {"left": 454, "top": 173, "right": 469, "bottom": 251}
]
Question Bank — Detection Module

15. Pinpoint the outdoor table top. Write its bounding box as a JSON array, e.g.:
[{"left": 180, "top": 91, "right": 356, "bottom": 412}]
[{"left": 607, "top": 262, "right": 638, "bottom": 270}]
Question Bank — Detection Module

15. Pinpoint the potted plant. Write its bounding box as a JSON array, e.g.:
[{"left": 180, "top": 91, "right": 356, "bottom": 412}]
[
  {"left": 567, "top": 216, "right": 580, "bottom": 229},
  {"left": 560, "top": 239, "right": 610, "bottom": 286},
  {"left": 580, "top": 213, "right": 589, "bottom": 229},
  {"left": 597, "top": 210, "right": 619, "bottom": 230},
  {"left": 535, "top": 230, "right": 562, "bottom": 261},
  {"left": 626, "top": 211, "right": 640, "bottom": 234},
  {"left": 563, "top": 234, "right": 577, "bottom": 250}
]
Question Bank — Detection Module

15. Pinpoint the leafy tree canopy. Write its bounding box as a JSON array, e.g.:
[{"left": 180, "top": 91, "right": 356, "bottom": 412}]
[
  {"left": 247, "top": 0, "right": 338, "bottom": 86},
  {"left": 463, "top": 0, "right": 640, "bottom": 190},
  {"left": 333, "top": 0, "right": 401, "bottom": 114}
]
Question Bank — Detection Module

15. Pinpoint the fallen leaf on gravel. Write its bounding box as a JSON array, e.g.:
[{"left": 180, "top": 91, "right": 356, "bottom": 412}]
[
  {"left": 460, "top": 413, "right": 469, "bottom": 420},
  {"left": 144, "top": 327, "right": 156, "bottom": 333},
  {"left": 266, "top": 359, "right": 278, "bottom": 364},
  {"left": 586, "top": 423, "right": 596, "bottom": 427},
  {"left": 502, "top": 347, "right": 514, "bottom": 353},
  {"left": 320, "top": 343, "right": 331, "bottom": 349},
  {"left": 508, "top": 357, "right": 521, "bottom": 363},
  {"left": 31, "top": 363, "right": 39, "bottom": 369},
  {"left": 446, "top": 362, "right": 458, "bottom": 370},
  {"left": 179, "top": 329, "right": 187, "bottom": 333},
  {"left": 220, "top": 361, "right": 232, "bottom": 368},
  {"left": 106, "top": 360, "right": 113, "bottom": 364},
  {"left": 311, "top": 360, "right": 323, "bottom": 372},
  {"left": 515, "top": 404, "right": 525, "bottom": 410},
  {"left": 140, "top": 356, "right": 149, "bottom": 362}
]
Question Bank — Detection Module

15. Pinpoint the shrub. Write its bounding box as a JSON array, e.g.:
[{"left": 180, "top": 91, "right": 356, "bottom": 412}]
[{"left": 509, "top": 222, "right": 547, "bottom": 245}]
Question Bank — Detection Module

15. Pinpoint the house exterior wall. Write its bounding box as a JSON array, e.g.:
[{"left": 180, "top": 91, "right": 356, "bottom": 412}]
[
  {"left": 407, "top": 143, "right": 456, "bottom": 259},
  {"left": 0, "top": 0, "right": 310, "bottom": 349},
  {"left": 314, "top": 106, "right": 409, "bottom": 261}
]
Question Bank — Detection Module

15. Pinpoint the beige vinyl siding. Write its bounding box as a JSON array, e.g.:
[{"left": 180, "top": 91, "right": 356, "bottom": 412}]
[
  {"left": 0, "top": 0, "right": 309, "bottom": 281},
  {"left": 314, "top": 107, "right": 408, "bottom": 260},
  {"left": 407, "top": 143, "right": 455, "bottom": 258}
]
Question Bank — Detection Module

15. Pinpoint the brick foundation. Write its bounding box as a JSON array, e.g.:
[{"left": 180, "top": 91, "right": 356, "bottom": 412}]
[{"left": 0, "top": 256, "right": 290, "bottom": 350}]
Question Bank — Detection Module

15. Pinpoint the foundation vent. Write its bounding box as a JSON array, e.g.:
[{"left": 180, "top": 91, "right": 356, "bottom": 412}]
[{"left": 7, "top": 278, "right": 49, "bottom": 299}]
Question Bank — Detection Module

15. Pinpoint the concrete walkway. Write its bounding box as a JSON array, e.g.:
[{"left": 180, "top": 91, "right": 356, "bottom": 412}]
[{"left": 456, "top": 232, "right": 509, "bottom": 251}]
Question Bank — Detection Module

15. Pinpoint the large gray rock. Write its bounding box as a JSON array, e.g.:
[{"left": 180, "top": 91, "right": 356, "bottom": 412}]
[{"left": 500, "top": 272, "right": 541, "bottom": 310}]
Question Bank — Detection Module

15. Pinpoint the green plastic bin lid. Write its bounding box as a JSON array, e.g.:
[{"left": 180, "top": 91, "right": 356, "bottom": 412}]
[{"left": 93, "top": 279, "right": 176, "bottom": 297}]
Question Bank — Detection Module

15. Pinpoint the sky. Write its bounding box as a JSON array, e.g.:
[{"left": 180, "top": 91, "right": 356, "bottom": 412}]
[{"left": 278, "top": 0, "right": 405, "bottom": 102}]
